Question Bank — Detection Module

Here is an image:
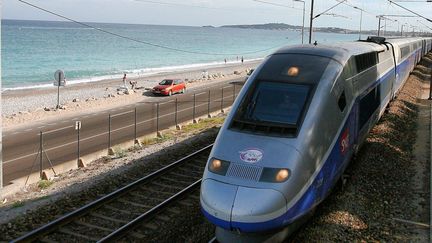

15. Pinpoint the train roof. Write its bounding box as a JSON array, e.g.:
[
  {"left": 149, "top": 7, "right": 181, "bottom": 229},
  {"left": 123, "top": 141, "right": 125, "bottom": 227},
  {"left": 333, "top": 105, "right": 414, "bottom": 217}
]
[
  {"left": 273, "top": 36, "right": 431, "bottom": 65},
  {"left": 273, "top": 41, "right": 386, "bottom": 65}
]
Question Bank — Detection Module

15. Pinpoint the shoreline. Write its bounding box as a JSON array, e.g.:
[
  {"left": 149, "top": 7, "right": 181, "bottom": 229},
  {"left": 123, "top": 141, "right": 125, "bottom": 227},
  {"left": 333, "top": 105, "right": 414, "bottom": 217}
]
[
  {"left": 2, "top": 60, "right": 260, "bottom": 129},
  {"left": 2, "top": 58, "right": 263, "bottom": 92}
]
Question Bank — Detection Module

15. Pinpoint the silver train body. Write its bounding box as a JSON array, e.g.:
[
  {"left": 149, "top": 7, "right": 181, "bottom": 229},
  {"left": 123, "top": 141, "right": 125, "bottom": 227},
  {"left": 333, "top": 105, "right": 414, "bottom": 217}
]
[{"left": 200, "top": 36, "right": 432, "bottom": 242}]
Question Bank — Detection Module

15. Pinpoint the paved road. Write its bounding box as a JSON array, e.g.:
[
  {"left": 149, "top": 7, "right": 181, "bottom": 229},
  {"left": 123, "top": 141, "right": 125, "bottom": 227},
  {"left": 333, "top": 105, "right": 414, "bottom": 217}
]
[{"left": 2, "top": 78, "right": 244, "bottom": 185}]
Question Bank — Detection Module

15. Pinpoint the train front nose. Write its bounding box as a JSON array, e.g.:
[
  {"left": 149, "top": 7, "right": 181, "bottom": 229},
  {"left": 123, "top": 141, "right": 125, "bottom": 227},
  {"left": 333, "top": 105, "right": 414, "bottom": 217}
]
[{"left": 200, "top": 179, "right": 287, "bottom": 232}]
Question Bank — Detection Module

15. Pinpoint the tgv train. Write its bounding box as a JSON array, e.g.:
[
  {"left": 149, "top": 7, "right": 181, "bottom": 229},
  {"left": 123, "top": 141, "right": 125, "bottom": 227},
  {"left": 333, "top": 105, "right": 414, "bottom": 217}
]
[{"left": 200, "top": 36, "right": 432, "bottom": 242}]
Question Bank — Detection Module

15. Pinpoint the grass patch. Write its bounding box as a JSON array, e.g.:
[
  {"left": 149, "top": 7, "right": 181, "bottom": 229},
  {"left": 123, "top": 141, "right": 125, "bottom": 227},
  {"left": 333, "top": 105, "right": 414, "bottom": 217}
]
[
  {"left": 11, "top": 201, "right": 25, "bottom": 208},
  {"left": 137, "top": 116, "right": 225, "bottom": 148},
  {"left": 114, "top": 147, "right": 127, "bottom": 158},
  {"left": 102, "top": 155, "right": 112, "bottom": 163},
  {"left": 182, "top": 117, "right": 225, "bottom": 133},
  {"left": 38, "top": 180, "right": 53, "bottom": 190},
  {"left": 128, "top": 144, "right": 142, "bottom": 152},
  {"left": 35, "top": 195, "right": 50, "bottom": 201}
]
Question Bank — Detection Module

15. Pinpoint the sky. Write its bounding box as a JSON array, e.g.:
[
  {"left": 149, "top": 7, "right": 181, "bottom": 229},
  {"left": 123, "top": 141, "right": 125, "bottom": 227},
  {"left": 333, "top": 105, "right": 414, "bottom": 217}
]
[{"left": 3, "top": 0, "right": 432, "bottom": 33}]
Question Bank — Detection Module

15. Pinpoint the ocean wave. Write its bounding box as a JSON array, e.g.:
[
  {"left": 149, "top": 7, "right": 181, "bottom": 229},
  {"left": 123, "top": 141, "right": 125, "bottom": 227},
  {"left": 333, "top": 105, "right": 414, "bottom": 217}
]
[{"left": 19, "top": 26, "right": 93, "bottom": 30}]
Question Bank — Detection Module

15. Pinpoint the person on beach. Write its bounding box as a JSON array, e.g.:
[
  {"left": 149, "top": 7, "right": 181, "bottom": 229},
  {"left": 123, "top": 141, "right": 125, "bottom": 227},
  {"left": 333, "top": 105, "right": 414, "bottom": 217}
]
[
  {"left": 224, "top": 58, "right": 227, "bottom": 64},
  {"left": 130, "top": 79, "right": 137, "bottom": 90},
  {"left": 122, "top": 73, "right": 127, "bottom": 88},
  {"left": 241, "top": 56, "right": 244, "bottom": 63}
]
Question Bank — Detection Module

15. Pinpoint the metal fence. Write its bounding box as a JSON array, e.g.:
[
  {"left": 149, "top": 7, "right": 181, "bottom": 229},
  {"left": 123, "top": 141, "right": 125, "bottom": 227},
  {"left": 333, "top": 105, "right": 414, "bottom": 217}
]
[{"left": 16, "top": 83, "right": 240, "bottom": 183}]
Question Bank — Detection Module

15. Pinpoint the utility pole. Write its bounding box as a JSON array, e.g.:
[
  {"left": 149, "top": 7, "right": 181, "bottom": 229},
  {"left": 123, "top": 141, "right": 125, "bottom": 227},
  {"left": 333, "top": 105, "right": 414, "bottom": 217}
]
[
  {"left": 377, "top": 16, "right": 382, "bottom": 36},
  {"left": 294, "top": 0, "right": 305, "bottom": 44},
  {"left": 309, "top": 0, "right": 314, "bottom": 44},
  {"left": 354, "top": 7, "right": 363, "bottom": 40}
]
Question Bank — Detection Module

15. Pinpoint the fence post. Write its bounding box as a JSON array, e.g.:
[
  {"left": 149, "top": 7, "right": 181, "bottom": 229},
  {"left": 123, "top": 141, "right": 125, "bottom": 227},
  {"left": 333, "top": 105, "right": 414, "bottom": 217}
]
[
  {"left": 233, "top": 84, "right": 236, "bottom": 103},
  {"left": 108, "top": 114, "right": 114, "bottom": 155},
  {"left": 39, "top": 131, "right": 43, "bottom": 179},
  {"left": 208, "top": 90, "right": 211, "bottom": 118},
  {"left": 77, "top": 123, "right": 84, "bottom": 168},
  {"left": 175, "top": 98, "right": 181, "bottom": 130},
  {"left": 221, "top": 87, "right": 224, "bottom": 113},
  {"left": 156, "top": 102, "right": 161, "bottom": 137},
  {"left": 134, "top": 107, "right": 139, "bottom": 145},
  {"left": 193, "top": 93, "right": 197, "bottom": 123},
  {"left": 429, "top": 68, "right": 432, "bottom": 100}
]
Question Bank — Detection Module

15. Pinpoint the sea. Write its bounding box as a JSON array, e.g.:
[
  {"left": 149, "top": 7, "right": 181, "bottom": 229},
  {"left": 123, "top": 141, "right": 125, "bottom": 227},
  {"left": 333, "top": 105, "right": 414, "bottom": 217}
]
[{"left": 2, "top": 19, "right": 359, "bottom": 90}]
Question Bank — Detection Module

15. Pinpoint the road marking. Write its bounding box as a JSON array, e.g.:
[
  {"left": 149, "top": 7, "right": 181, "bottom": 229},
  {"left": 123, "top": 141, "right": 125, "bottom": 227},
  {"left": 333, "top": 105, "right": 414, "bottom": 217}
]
[
  {"left": 111, "top": 110, "right": 134, "bottom": 118},
  {"left": 160, "top": 100, "right": 174, "bottom": 105},
  {"left": 42, "top": 125, "right": 74, "bottom": 135},
  {"left": 37, "top": 126, "right": 46, "bottom": 129},
  {"left": 3, "top": 94, "right": 235, "bottom": 165},
  {"left": 196, "top": 92, "right": 207, "bottom": 96}
]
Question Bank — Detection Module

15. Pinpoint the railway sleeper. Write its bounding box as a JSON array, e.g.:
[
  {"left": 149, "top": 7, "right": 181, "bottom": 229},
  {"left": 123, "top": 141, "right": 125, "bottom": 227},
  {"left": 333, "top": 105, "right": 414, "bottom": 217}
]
[
  {"left": 117, "top": 198, "right": 152, "bottom": 209},
  {"left": 155, "top": 214, "right": 171, "bottom": 222},
  {"left": 160, "top": 176, "right": 195, "bottom": 185},
  {"left": 142, "top": 222, "right": 158, "bottom": 230},
  {"left": 103, "top": 205, "right": 140, "bottom": 217},
  {"left": 129, "top": 190, "right": 169, "bottom": 201},
  {"left": 178, "top": 197, "right": 197, "bottom": 207},
  {"left": 165, "top": 207, "right": 182, "bottom": 214},
  {"left": 39, "top": 237, "right": 58, "bottom": 243},
  {"left": 75, "top": 219, "right": 115, "bottom": 232},
  {"left": 89, "top": 212, "right": 129, "bottom": 224},
  {"left": 57, "top": 227, "right": 99, "bottom": 241},
  {"left": 170, "top": 171, "right": 201, "bottom": 178},
  {"left": 150, "top": 181, "right": 186, "bottom": 190}
]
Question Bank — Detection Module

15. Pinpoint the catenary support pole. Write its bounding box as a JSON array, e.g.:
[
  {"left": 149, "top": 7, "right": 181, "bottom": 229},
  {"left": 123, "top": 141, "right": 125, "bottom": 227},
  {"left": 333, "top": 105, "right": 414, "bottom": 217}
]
[
  {"left": 378, "top": 16, "right": 382, "bottom": 36},
  {"left": 309, "top": 0, "right": 314, "bottom": 44}
]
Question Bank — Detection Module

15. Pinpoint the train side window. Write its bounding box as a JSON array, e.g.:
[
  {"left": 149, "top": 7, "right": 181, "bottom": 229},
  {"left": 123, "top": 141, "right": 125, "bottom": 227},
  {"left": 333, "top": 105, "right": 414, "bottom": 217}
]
[
  {"left": 338, "top": 91, "right": 346, "bottom": 112},
  {"left": 359, "top": 85, "right": 380, "bottom": 130}
]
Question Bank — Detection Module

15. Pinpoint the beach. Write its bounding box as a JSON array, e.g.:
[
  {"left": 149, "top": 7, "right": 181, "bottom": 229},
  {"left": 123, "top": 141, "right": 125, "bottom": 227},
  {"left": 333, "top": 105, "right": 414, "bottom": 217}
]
[{"left": 2, "top": 60, "right": 260, "bottom": 130}]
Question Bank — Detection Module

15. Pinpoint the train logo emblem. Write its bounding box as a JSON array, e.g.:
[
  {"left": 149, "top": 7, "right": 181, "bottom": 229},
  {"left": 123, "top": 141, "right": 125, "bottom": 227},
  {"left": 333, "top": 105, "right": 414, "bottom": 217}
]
[
  {"left": 340, "top": 129, "right": 350, "bottom": 154},
  {"left": 239, "top": 149, "right": 263, "bottom": 163}
]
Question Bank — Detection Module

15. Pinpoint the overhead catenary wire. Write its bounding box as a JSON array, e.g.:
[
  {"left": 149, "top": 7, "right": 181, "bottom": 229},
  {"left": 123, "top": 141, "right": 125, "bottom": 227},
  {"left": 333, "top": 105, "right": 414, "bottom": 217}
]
[
  {"left": 18, "top": 0, "right": 286, "bottom": 56},
  {"left": 387, "top": 0, "right": 432, "bottom": 23},
  {"left": 133, "top": 0, "right": 235, "bottom": 10},
  {"left": 314, "top": 0, "right": 347, "bottom": 19},
  {"left": 252, "top": 0, "right": 302, "bottom": 10}
]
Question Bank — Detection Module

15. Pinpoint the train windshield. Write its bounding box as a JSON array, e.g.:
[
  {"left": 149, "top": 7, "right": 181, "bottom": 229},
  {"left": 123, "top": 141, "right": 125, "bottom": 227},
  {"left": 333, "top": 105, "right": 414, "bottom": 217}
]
[
  {"left": 232, "top": 54, "right": 331, "bottom": 135},
  {"left": 237, "top": 82, "right": 310, "bottom": 125}
]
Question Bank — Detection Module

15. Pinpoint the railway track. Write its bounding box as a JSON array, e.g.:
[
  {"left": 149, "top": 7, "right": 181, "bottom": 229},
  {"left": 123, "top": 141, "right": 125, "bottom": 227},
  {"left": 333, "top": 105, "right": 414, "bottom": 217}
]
[{"left": 12, "top": 145, "right": 212, "bottom": 242}]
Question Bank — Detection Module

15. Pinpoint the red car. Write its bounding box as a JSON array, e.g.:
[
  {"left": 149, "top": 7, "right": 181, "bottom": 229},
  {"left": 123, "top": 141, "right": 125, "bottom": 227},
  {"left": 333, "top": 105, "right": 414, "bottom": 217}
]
[{"left": 152, "top": 79, "right": 186, "bottom": 96}]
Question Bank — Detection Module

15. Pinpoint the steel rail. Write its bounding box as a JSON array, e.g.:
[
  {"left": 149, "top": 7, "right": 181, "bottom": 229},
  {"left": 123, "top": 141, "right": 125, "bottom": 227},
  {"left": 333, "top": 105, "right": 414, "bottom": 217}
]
[
  {"left": 98, "top": 179, "right": 202, "bottom": 242},
  {"left": 11, "top": 144, "right": 213, "bottom": 243}
]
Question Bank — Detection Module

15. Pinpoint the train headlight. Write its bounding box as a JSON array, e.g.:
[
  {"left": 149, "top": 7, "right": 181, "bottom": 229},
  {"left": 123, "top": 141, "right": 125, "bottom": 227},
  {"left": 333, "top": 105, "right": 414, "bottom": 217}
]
[
  {"left": 260, "top": 168, "right": 290, "bottom": 183},
  {"left": 208, "top": 158, "right": 230, "bottom": 175}
]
